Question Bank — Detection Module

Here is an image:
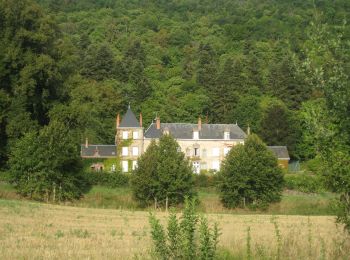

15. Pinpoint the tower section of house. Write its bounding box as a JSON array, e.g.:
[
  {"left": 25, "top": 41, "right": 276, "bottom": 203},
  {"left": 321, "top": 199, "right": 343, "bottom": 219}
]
[
  {"left": 115, "top": 106, "right": 144, "bottom": 172},
  {"left": 144, "top": 117, "right": 247, "bottom": 173}
]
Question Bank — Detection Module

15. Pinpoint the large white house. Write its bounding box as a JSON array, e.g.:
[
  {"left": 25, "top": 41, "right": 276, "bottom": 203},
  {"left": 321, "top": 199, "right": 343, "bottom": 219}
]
[{"left": 81, "top": 106, "right": 290, "bottom": 172}]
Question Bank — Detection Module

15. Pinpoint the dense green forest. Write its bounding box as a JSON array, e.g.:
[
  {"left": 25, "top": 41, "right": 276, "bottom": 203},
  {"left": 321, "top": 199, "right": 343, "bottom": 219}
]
[{"left": 0, "top": 0, "right": 349, "bottom": 168}]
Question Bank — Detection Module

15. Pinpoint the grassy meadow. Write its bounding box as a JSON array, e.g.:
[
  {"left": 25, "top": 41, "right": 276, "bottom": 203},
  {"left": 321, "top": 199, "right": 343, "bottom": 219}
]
[
  {"left": 0, "top": 198, "right": 349, "bottom": 259},
  {"left": 0, "top": 182, "right": 336, "bottom": 215},
  {"left": 1, "top": 181, "right": 347, "bottom": 259}
]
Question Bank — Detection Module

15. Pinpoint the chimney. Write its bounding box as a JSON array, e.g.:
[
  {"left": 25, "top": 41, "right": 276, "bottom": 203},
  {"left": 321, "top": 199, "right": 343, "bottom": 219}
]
[
  {"left": 116, "top": 113, "right": 120, "bottom": 128},
  {"left": 156, "top": 116, "right": 161, "bottom": 130},
  {"left": 198, "top": 117, "right": 202, "bottom": 131},
  {"left": 85, "top": 137, "right": 89, "bottom": 148},
  {"left": 247, "top": 124, "right": 251, "bottom": 135},
  {"left": 139, "top": 112, "right": 143, "bottom": 127}
]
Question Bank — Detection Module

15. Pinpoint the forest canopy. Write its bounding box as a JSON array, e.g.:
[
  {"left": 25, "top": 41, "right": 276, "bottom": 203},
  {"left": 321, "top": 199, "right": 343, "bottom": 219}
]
[{"left": 0, "top": 0, "right": 349, "bottom": 167}]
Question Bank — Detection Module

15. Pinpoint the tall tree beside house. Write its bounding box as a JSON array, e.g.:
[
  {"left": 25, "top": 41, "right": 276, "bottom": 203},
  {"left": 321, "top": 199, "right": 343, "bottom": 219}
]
[
  {"left": 8, "top": 121, "right": 89, "bottom": 201},
  {"left": 219, "top": 134, "right": 284, "bottom": 209},
  {"left": 259, "top": 100, "right": 299, "bottom": 158},
  {"left": 131, "top": 135, "right": 195, "bottom": 207},
  {"left": 130, "top": 140, "right": 159, "bottom": 206}
]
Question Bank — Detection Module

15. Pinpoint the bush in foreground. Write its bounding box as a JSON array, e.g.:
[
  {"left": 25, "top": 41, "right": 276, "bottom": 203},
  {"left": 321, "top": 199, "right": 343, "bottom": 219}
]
[
  {"left": 219, "top": 134, "right": 284, "bottom": 209},
  {"left": 131, "top": 135, "right": 195, "bottom": 207},
  {"left": 149, "top": 198, "right": 220, "bottom": 260}
]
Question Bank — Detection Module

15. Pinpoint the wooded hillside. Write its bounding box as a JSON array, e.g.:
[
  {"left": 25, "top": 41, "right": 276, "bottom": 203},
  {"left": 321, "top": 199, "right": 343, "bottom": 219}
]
[{"left": 0, "top": 0, "right": 349, "bottom": 165}]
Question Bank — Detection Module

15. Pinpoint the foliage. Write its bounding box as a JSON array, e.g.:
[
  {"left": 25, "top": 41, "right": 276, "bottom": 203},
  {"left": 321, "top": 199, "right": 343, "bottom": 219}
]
[
  {"left": 82, "top": 171, "right": 129, "bottom": 188},
  {"left": 259, "top": 99, "right": 300, "bottom": 158},
  {"left": 0, "top": 0, "right": 349, "bottom": 170},
  {"left": 8, "top": 121, "right": 90, "bottom": 201},
  {"left": 302, "top": 19, "right": 350, "bottom": 232},
  {"left": 284, "top": 173, "right": 325, "bottom": 193},
  {"left": 193, "top": 171, "right": 222, "bottom": 188},
  {"left": 131, "top": 135, "right": 195, "bottom": 207},
  {"left": 219, "top": 134, "right": 284, "bottom": 209},
  {"left": 149, "top": 198, "right": 220, "bottom": 260}
]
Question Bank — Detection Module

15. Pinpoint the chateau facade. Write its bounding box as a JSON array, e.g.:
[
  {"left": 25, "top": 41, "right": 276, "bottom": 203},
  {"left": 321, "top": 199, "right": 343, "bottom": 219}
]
[{"left": 81, "top": 107, "right": 290, "bottom": 172}]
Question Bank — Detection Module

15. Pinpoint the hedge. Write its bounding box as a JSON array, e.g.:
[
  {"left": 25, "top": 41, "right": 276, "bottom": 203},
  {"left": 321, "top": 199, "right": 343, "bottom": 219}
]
[
  {"left": 284, "top": 173, "right": 325, "bottom": 193},
  {"left": 193, "top": 171, "right": 222, "bottom": 188},
  {"left": 83, "top": 171, "right": 129, "bottom": 188}
]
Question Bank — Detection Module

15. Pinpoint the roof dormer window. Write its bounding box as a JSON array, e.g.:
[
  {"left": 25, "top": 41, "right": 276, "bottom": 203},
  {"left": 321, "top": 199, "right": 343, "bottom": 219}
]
[
  {"left": 224, "top": 131, "right": 230, "bottom": 140},
  {"left": 193, "top": 131, "right": 199, "bottom": 140}
]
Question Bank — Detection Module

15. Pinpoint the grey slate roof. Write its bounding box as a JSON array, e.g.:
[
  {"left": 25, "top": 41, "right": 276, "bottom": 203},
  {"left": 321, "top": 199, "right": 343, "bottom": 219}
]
[
  {"left": 267, "top": 146, "right": 290, "bottom": 160},
  {"left": 119, "top": 107, "right": 139, "bottom": 128},
  {"left": 144, "top": 123, "right": 247, "bottom": 140},
  {"left": 81, "top": 145, "right": 117, "bottom": 158}
]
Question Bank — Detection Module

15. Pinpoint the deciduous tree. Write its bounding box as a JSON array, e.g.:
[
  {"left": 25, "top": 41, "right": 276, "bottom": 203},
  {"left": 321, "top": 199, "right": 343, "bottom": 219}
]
[
  {"left": 131, "top": 135, "right": 195, "bottom": 207},
  {"left": 219, "top": 134, "right": 284, "bottom": 209}
]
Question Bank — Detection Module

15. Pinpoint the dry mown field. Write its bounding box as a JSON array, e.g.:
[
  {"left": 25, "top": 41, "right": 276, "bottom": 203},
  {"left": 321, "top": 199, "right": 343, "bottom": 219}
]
[{"left": 0, "top": 199, "right": 349, "bottom": 259}]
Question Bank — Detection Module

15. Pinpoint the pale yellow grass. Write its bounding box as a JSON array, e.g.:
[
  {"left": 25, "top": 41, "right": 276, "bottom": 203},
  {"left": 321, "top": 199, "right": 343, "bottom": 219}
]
[{"left": 0, "top": 199, "right": 348, "bottom": 259}]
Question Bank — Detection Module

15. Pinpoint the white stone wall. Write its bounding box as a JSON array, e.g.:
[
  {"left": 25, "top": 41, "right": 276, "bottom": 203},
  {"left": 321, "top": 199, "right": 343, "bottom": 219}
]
[{"left": 143, "top": 138, "right": 244, "bottom": 172}]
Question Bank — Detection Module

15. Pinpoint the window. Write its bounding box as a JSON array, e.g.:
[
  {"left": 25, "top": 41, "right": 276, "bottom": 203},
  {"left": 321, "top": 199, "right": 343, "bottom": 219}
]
[
  {"left": 194, "top": 147, "right": 200, "bottom": 157},
  {"left": 122, "top": 147, "right": 128, "bottom": 156},
  {"left": 132, "top": 161, "right": 137, "bottom": 170},
  {"left": 212, "top": 148, "right": 220, "bottom": 156},
  {"left": 122, "top": 161, "right": 128, "bottom": 172},
  {"left": 224, "top": 147, "right": 231, "bottom": 156},
  {"left": 186, "top": 148, "right": 191, "bottom": 157},
  {"left": 193, "top": 161, "right": 200, "bottom": 174},
  {"left": 202, "top": 149, "right": 207, "bottom": 158},
  {"left": 132, "top": 147, "right": 139, "bottom": 156},
  {"left": 240, "top": 141, "right": 244, "bottom": 145},
  {"left": 193, "top": 131, "right": 199, "bottom": 139},
  {"left": 133, "top": 131, "right": 139, "bottom": 139},
  {"left": 224, "top": 131, "right": 230, "bottom": 140},
  {"left": 212, "top": 161, "right": 220, "bottom": 171},
  {"left": 122, "top": 131, "right": 128, "bottom": 139}
]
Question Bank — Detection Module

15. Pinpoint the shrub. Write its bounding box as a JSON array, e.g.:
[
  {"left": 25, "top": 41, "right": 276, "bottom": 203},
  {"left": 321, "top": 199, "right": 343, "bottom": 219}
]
[
  {"left": 302, "top": 156, "right": 323, "bottom": 174},
  {"left": 149, "top": 198, "right": 220, "bottom": 260},
  {"left": 193, "top": 171, "right": 222, "bottom": 188},
  {"left": 83, "top": 171, "right": 129, "bottom": 188},
  {"left": 0, "top": 171, "right": 10, "bottom": 182},
  {"left": 220, "top": 134, "right": 284, "bottom": 209},
  {"left": 284, "top": 173, "right": 325, "bottom": 193}
]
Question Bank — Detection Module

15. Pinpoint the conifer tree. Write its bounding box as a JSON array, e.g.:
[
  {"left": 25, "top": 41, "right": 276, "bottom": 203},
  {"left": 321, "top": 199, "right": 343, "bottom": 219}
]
[
  {"left": 122, "top": 41, "right": 152, "bottom": 103},
  {"left": 267, "top": 54, "right": 309, "bottom": 109},
  {"left": 196, "top": 43, "right": 218, "bottom": 93},
  {"left": 81, "top": 43, "right": 116, "bottom": 81},
  {"left": 259, "top": 100, "right": 299, "bottom": 157}
]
